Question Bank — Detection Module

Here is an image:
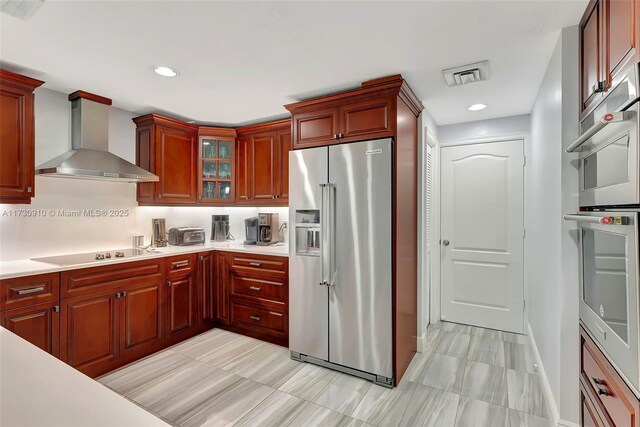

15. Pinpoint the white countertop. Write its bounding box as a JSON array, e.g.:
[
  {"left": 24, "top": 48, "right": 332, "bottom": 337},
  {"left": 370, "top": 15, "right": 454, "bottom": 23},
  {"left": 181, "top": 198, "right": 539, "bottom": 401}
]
[
  {"left": 0, "top": 327, "right": 169, "bottom": 427},
  {"left": 0, "top": 242, "right": 289, "bottom": 280}
]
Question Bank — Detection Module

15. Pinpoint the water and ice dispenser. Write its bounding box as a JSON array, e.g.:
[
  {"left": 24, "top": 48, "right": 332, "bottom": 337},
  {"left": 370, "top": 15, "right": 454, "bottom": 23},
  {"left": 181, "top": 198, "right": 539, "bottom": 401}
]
[{"left": 294, "top": 209, "right": 320, "bottom": 256}]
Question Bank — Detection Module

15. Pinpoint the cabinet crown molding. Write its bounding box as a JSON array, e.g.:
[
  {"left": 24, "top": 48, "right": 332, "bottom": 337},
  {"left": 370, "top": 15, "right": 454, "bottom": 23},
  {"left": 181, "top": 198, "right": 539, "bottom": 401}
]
[
  {"left": 132, "top": 113, "right": 199, "bottom": 132},
  {"left": 68, "top": 91, "right": 112, "bottom": 106},
  {"left": 236, "top": 118, "right": 291, "bottom": 136},
  {"left": 0, "top": 69, "right": 44, "bottom": 91},
  {"left": 284, "top": 74, "right": 423, "bottom": 117}
]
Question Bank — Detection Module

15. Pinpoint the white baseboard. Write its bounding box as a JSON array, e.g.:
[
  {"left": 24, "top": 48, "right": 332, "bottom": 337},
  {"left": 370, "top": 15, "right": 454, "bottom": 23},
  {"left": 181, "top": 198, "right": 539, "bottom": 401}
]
[
  {"left": 416, "top": 330, "right": 426, "bottom": 353},
  {"left": 527, "top": 323, "right": 560, "bottom": 425},
  {"left": 557, "top": 420, "right": 579, "bottom": 427}
]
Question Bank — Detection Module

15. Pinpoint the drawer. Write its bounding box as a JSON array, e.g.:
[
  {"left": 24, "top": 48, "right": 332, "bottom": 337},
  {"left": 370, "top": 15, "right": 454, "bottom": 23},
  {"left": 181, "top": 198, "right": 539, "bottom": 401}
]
[
  {"left": 229, "top": 254, "right": 287, "bottom": 275},
  {"left": 230, "top": 274, "right": 286, "bottom": 303},
  {"left": 581, "top": 327, "right": 640, "bottom": 427},
  {"left": 230, "top": 301, "right": 285, "bottom": 334},
  {"left": 62, "top": 259, "right": 163, "bottom": 297},
  {"left": 1, "top": 273, "right": 59, "bottom": 310},
  {"left": 166, "top": 254, "right": 195, "bottom": 277}
]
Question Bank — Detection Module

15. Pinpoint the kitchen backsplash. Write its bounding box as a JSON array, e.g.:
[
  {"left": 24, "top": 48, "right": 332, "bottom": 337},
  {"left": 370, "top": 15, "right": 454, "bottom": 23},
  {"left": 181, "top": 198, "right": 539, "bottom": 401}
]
[{"left": 0, "top": 176, "right": 288, "bottom": 262}]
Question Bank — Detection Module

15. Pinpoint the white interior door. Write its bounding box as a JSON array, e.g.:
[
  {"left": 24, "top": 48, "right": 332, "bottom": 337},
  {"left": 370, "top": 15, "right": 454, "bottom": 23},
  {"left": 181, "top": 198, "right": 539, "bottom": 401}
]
[{"left": 440, "top": 140, "right": 524, "bottom": 333}]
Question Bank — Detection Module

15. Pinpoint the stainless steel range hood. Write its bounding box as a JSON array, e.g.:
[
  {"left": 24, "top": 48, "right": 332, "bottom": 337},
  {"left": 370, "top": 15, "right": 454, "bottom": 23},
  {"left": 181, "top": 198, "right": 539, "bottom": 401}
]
[{"left": 35, "top": 91, "right": 158, "bottom": 183}]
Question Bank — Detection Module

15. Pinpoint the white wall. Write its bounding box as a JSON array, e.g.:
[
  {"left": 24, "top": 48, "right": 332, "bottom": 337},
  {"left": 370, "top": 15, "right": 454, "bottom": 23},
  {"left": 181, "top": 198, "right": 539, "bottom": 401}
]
[
  {"left": 0, "top": 88, "right": 288, "bottom": 261},
  {"left": 438, "top": 114, "right": 530, "bottom": 143},
  {"left": 527, "top": 26, "right": 579, "bottom": 425}
]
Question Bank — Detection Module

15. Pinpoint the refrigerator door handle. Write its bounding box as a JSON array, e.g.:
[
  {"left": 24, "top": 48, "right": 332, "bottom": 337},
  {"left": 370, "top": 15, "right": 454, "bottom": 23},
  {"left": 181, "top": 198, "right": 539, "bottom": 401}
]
[
  {"left": 320, "top": 183, "right": 330, "bottom": 286},
  {"left": 327, "top": 182, "right": 337, "bottom": 287}
]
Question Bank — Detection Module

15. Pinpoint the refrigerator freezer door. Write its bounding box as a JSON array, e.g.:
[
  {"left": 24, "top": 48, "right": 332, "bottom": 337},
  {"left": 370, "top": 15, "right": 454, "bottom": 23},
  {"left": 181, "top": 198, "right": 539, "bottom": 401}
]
[
  {"left": 328, "top": 138, "right": 393, "bottom": 379},
  {"left": 289, "top": 146, "right": 329, "bottom": 361}
]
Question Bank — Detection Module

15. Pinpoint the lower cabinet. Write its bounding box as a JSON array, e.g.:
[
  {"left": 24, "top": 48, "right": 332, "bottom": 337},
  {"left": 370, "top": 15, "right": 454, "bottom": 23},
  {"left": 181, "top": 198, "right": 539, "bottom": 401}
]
[
  {"left": 215, "top": 251, "right": 230, "bottom": 325},
  {"left": 198, "top": 251, "right": 215, "bottom": 327},
  {"left": 165, "top": 254, "right": 199, "bottom": 344},
  {"left": 120, "top": 280, "right": 164, "bottom": 359},
  {"left": 1, "top": 301, "right": 60, "bottom": 357}
]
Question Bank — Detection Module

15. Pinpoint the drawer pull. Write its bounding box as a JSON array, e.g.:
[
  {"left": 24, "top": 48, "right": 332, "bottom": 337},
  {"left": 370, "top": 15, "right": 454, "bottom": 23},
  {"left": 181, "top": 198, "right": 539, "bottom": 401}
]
[
  {"left": 592, "top": 378, "right": 610, "bottom": 396},
  {"left": 16, "top": 286, "right": 45, "bottom": 295},
  {"left": 249, "top": 315, "right": 262, "bottom": 321},
  {"left": 173, "top": 261, "right": 189, "bottom": 268},
  {"left": 249, "top": 286, "right": 262, "bottom": 292},
  {"left": 249, "top": 262, "right": 261, "bottom": 267}
]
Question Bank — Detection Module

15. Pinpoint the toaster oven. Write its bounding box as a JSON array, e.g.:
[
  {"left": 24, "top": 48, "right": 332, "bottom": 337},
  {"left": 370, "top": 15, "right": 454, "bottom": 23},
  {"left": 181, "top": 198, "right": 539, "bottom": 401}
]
[{"left": 168, "top": 227, "right": 205, "bottom": 246}]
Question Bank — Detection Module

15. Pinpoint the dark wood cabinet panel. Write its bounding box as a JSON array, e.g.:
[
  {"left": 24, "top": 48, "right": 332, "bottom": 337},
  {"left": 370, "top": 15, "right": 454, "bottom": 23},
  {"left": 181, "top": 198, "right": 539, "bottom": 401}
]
[
  {"left": 120, "top": 280, "right": 163, "bottom": 358},
  {"left": 166, "top": 275, "right": 196, "bottom": 338},
  {"left": 197, "top": 252, "right": 215, "bottom": 326},
  {"left": 339, "top": 97, "right": 394, "bottom": 143},
  {"left": 1, "top": 272, "right": 59, "bottom": 311},
  {"left": 581, "top": 0, "right": 604, "bottom": 113},
  {"left": 230, "top": 300, "right": 286, "bottom": 342},
  {"left": 215, "top": 252, "right": 230, "bottom": 325},
  {"left": 582, "top": 382, "right": 608, "bottom": 427},
  {"left": 292, "top": 108, "right": 340, "bottom": 149},
  {"left": 276, "top": 128, "right": 291, "bottom": 202},
  {"left": 136, "top": 125, "right": 155, "bottom": 204},
  {"left": 0, "top": 70, "right": 44, "bottom": 204},
  {"left": 230, "top": 274, "right": 286, "bottom": 304},
  {"left": 1, "top": 301, "right": 59, "bottom": 357},
  {"left": 251, "top": 132, "right": 278, "bottom": 201},
  {"left": 605, "top": 0, "right": 638, "bottom": 81},
  {"left": 235, "top": 137, "right": 251, "bottom": 203},
  {"left": 580, "top": 326, "right": 640, "bottom": 427},
  {"left": 60, "top": 288, "right": 119, "bottom": 377},
  {"left": 166, "top": 254, "right": 195, "bottom": 277},
  {"left": 155, "top": 126, "right": 197, "bottom": 203}
]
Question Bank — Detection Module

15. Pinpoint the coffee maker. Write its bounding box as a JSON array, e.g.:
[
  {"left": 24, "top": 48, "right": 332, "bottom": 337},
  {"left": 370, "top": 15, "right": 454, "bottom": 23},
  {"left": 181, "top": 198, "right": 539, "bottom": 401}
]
[
  {"left": 257, "top": 213, "right": 279, "bottom": 246},
  {"left": 211, "top": 215, "right": 230, "bottom": 241},
  {"left": 244, "top": 217, "right": 258, "bottom": 245}
]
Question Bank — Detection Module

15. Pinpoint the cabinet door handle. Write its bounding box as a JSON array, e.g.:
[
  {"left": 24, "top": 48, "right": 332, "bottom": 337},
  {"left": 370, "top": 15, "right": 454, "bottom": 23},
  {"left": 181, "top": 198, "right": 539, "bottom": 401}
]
[
  {"left": 156, "top": 193, "right": 161, "bottom": 198},
  {"left": 249, "top": 262, "right": 261, "bottom": 267},
  {"left": 121, "top": 291, "right": 127, "bottom": 297},
  {"left": 592, "top": 378, "right": 610, "bottom": 396},
  {"left": 173, "top": 261, "right": 189, "bottom": 268},
  {"left": 115, "top": 292, "right": 122, "bottom": 299},
  {"left": 53, "top": 305, "right": 60, "bottom": 312},
  {"left": 166, "top": 281, "right": 172, "bottom": 287},
  {"left": 249, "top": 315, "right": 262, "bottom": 321},
  {"left": 16, "top": 286, "right": 45, "bottom": 295},
  {"left": 249, "top": 286, "right": 262, "bottom": 292},
  {"left": 334, "top": 133, "right": 339, "bottom": 139}
]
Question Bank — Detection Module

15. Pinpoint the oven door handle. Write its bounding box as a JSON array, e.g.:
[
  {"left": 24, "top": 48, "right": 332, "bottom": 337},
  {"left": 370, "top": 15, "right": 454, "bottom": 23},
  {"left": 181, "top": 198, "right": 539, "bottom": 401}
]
[
  {"left": 566, "top": 111, "right": 635, "bottom": 153},
  {"left": 563, "top": 214, "right": 630, "bottom": 225}
]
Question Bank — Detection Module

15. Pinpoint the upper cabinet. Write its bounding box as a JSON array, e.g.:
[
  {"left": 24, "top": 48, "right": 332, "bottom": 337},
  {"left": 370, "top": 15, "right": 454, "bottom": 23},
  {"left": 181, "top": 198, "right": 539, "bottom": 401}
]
[
  {"left": 133, "top": 114, "right": 239, "bottom": 206},
  {"left": 236, "top": 119, "right": 291, "bottom": 206},
  {"left": 0, "top": 70, "right": 44, "bottom": 204},
  {"left": 580, "top": 0, "right": 639, "bottom": 116},
  {"left": 286, "top": 75, "right": 418, "bottom": 150},
  {"left": 198, "top": 127, "right": 237, "bottom": 204}
]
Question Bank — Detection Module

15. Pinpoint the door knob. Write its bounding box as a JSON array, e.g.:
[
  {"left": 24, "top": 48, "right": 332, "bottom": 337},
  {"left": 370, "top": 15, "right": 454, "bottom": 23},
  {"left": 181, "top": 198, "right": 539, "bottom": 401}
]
[{"left": 442, "top": 240, "right": 450, "bottom": 246}]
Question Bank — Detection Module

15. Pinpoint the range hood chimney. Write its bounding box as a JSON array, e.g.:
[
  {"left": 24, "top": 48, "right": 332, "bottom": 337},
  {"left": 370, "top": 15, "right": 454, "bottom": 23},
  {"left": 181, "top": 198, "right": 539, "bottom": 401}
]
[{"left": 35, "top": 91, "right": 159, "bottom": 183}]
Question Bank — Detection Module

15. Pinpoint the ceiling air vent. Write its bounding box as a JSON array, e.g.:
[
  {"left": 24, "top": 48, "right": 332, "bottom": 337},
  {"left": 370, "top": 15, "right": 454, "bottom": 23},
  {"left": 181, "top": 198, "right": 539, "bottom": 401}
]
[
  {"left": 1, "top": 0, "right": 45, "bottom": 20},
  {"left": 442, "top": 61, "right": 490, "bottom": 87}
]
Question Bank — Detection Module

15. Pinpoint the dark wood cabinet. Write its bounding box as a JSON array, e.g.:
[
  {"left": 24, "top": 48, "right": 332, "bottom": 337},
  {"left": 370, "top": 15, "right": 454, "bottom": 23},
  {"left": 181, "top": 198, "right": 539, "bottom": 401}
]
[
  {"left": 133, "top": 114, "right": 198, "bottom": 205},
  {"left": 197, "top": 252, "right": 215, "bottom": 327},
  {"left": 60, "top": 288, "right": 119, "bottom": 377},
  {"left": 580, "top": 0, "right": 640, "bottom": 116},
  {"left": 120, "top": 280, "right": 163, "bottom": 359},
  {"left": 580, "top": 326, "right": 640, "bottom": 427},
  {"left": 236, "top": 119, "right": 290, "bottom": 206},
  {"left": 292, "top": 108, "right": 340, "bottom": 149},
  {"left": 339, "top": 96, "right": 394, "bottom": 143},
  {"left": 582, "top": 382, "right": 607, "bottom": 427},
  {"left": 197, "top": 127, "right": 237, "bottom": 204},
  {"left": 0, "top": 70, "right": 44, "bottom": 204},
  {"left": 1, "top": 301, "right": 59, "bottom": 357},
  {"left": 215, "top": 252, "right": 230, "bottom": 325},
  {"left": 165, "top": 255, "right": 198, "bottom": 341}
]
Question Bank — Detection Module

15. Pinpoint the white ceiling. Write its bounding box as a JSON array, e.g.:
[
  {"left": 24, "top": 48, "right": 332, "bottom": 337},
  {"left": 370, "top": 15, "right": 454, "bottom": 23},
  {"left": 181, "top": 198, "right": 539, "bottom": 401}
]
[{"left": 0, "top": 0, "right": 587, "bottom": 126}]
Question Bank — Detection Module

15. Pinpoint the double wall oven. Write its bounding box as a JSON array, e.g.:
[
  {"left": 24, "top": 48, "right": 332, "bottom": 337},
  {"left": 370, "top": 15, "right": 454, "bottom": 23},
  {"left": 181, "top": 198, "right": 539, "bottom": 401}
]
[{"left": 566, "top": 61, "right": 640, "bottom": 396}]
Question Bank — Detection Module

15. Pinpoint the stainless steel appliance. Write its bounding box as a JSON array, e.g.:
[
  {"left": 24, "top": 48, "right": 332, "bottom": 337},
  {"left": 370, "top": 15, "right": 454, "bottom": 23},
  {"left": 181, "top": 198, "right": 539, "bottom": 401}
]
[
  {"left": 289, "top": 138, "right": 393, "bottom": 387},
  {"left": 151, "top": 218, "right": 167, "bottom": 247},
  {"left": 567, "top": 61, "right": 639, "bottom": 208},
  {"left": 564, "top": 211, "right": 640, "bottom": 395},
  {"left": 35, "top": 91, "right": 159, "bottom": 182},
  {"left": 168, "top": 227, "right": 205, "bottom": 246},
  {"left": 211, "top": 215, "right": 231, "bottom": 241},
  {"left": 244, "top": 217, "right": 258, "bottom": 245},
  {"left": 257, "top": 213, "right": 279, "bottom": 246}
]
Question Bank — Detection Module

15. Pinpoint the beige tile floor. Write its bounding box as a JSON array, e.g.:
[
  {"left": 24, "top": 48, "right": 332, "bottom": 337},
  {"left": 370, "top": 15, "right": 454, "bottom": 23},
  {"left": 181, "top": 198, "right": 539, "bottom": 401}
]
[{"left": 98, "top": 323, "right": 553, "bottom": 427}]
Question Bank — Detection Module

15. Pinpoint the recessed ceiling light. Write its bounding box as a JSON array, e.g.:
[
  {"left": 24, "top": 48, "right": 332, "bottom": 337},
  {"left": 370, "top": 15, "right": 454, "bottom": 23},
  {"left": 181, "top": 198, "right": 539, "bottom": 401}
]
[
  {"left": 468, "top": 103, "right": 487, "bottom": 111},
  {"left": 153, "top": 66, "right": 178, "bottom": 77}
]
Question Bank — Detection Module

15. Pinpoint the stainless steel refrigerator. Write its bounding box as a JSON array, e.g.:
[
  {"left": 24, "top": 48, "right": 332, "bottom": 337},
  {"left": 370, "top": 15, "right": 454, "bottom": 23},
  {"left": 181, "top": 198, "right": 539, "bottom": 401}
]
[{"left": 289, "top": 138, "right": 393, "bottom": 387}]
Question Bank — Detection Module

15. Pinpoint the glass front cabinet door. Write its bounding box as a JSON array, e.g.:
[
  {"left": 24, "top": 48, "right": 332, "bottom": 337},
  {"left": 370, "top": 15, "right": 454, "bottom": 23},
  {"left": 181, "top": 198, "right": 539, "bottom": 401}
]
[{"left": 198, "top": 135, "right": 235, "bottom": 204}]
